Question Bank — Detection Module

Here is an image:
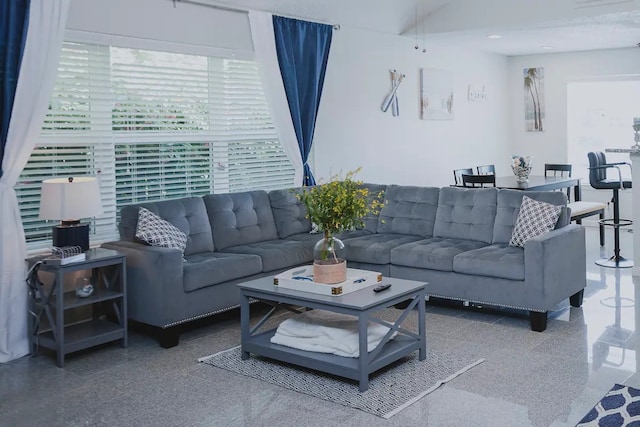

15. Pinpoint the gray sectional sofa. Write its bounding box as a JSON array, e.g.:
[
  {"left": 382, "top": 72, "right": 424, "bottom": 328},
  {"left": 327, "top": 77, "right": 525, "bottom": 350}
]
[{"left": 102, "top": 184, "right": 586, "bottom": 347}]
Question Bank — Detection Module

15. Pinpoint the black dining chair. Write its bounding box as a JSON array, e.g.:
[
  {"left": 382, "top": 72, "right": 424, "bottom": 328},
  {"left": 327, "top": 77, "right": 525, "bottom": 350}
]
[
  {"left": 545, "top": 163, "right": 606, "bottom": 246},
  {"left": 462, "top": 174, "right": 496, "bottom": 188},
  {"left": 476, "top": 164, "right": 495, "bottom": 175},
  {"left": 453, "top": 168, "right": 473, "bottom": 186},
  {"left": 544, "top": 164, "right": 573, "bottom": 197},
  {"left": 587, "top": 151, "right": 633, "bottom": 268}
]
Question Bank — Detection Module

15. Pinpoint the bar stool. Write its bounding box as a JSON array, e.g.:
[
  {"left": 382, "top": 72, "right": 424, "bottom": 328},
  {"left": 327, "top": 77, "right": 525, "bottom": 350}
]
[
  {"left": 587, "top": 152, "right": 633, "bottom": 268},
  {"left": 544, "top": 163, "right": 606, "bottom": 246}
]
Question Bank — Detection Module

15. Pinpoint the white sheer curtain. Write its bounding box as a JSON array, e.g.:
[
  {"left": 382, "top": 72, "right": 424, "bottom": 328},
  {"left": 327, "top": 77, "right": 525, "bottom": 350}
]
[
  {"left": 248, "top": 11, "right": 304, "bottom": 186},
  {"left": 0, "top": 0, "right": 70, "bottom": 363}
]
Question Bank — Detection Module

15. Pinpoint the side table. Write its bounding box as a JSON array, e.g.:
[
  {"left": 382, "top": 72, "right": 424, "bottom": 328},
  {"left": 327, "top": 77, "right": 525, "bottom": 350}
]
[{"left": 27, "top": 247, "right": 128, "bottom": 367}]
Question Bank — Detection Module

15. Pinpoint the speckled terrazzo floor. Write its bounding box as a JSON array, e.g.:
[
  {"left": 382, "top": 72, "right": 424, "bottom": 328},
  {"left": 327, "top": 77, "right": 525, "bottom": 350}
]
[{"left": 1, "top": 227, "right": 638, "bottom": 426}]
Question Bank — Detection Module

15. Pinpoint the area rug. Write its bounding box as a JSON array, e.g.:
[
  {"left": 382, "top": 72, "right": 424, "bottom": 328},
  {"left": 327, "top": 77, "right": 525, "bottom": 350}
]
[
  {"left": 198, "top": 346, "right": 484, "bottom": 419},
  {"left": 576, "top": 384, "right": 640, "bottom": 426}
]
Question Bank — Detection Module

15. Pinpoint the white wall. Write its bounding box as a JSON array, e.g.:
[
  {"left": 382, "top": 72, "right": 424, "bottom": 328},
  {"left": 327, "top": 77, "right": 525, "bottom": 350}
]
[
  {"left": 65, "top": 0, "right": 512, "bottom": 189},
  {"left": 313, "top": 27, "right": 510, "bottom": 187},
  {"left": 508, "top": 47, "right": 639, "bottom": 169},
  {"left": 508, "top": 48, "right": 640, "bottom": 220}
]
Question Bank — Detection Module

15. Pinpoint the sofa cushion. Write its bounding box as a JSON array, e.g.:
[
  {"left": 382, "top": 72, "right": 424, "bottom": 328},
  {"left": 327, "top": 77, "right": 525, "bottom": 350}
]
[
  {"left": 135, "top": 207, "right": 188, "bottom": 254},
  {"left": 433, "top": 187, "right": 497, "bottom": 244},
  {"left": 281, "top": 232, "right": 323, "bottom": 243},
  {"left": 493, "top": 189, "right": 568, "bottom": 244},
  {"left": 268, "top": 188, "right": 311, "bottom": 238},
  {"left": 377, "top": 185, "right": 439, "bottom": 237},
  {"left": 343, "top": 234, "right": 422, "bottom": 265},
  {"left": 391, "top": 238, "right": 489, "bottom": 272},
  {"left": 220, "top": 239, "right": 314, "bottom": 272},
  {"left": 336, "top": 229, "right": 373, "bottom": 240},
  {"left": 119, "top": 197, "right": 214, "bottom": 255},
  {"left": 453, "top": 244, "right": 525, "bottom": 280},
  {"left": 203, "top": 191, "right": 278, "bottom": 251},
  {"left": 183, "top": 252, "right": 263, "bottom": 293},
  {"left": 509, "top": 195, "right": 562, "bottom": 248}
]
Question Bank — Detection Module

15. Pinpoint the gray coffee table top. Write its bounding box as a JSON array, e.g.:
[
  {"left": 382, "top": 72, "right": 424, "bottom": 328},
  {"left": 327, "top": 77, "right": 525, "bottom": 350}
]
[{"left": 238, "top": 275, "right": 426, "bottom": 310}]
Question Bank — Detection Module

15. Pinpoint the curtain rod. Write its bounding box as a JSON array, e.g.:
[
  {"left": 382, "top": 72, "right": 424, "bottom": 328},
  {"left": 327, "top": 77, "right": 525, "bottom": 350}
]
[{"left": 171, "top": 0, "right": 341, "bottom": 30}]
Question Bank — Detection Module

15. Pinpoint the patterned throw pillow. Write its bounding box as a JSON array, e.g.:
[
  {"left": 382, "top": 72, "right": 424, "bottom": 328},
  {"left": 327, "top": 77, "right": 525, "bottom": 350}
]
[
  {"left": 509, "top": 195, "right": 562, "bottom": 248},
  {"left": 135, "top": 207, "right": 188, "bottom": 254}
]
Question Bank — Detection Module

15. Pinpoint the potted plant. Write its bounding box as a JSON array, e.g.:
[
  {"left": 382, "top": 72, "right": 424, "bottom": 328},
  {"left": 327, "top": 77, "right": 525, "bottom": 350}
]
[{"left": 296, "top": 168, "right": 384, "bottom": 284}]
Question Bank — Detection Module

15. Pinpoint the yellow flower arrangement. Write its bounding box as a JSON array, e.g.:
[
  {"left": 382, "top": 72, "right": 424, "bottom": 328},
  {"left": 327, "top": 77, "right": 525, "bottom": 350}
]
[{"left": 296, "top": 168, "right": 384, "bottom": 261}]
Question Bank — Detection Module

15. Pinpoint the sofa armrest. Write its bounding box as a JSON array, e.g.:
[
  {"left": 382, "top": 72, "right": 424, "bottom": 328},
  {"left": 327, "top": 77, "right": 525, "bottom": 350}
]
[
  {"left": 101, "top": 241, "right": 185, "bottom": 328},
  {"left": 523, "top": 224, "right": 586, "bottom": 310}
]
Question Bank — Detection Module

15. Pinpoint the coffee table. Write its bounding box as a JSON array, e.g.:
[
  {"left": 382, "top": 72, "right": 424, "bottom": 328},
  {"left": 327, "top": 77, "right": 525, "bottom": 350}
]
[{"left": 238, "top": 276, "right": 427, "bottom": 392}]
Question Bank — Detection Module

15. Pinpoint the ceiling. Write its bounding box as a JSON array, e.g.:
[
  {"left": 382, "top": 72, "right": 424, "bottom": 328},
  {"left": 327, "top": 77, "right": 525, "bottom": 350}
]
[{"left": 196, "top": 0, "right": 640, "bottom": 55}]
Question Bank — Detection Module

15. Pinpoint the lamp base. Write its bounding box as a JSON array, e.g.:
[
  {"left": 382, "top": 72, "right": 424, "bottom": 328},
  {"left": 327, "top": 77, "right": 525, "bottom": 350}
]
[{"left": 52, "top": 223, "right": 89, "bottom": 252}]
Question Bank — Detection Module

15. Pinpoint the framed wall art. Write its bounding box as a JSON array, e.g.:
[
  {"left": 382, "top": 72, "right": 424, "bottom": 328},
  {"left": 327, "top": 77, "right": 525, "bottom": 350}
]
[
  {"left": 420, "top": 68, "right": 454, "bottom": 120},
  {"left": 524, "top": 67, "right": 545, "bottom": 132}
]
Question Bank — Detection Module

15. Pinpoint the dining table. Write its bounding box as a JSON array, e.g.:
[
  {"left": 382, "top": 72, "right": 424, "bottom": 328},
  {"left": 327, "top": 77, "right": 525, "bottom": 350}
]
[{"left": 494, "top": 175, "right": 582, "bottom": 201}]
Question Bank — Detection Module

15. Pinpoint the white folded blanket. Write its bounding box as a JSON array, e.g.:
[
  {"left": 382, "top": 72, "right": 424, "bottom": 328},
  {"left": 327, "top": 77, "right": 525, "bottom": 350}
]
[{"left": 270, "top": 310, "right": 396, "bottom": 358}]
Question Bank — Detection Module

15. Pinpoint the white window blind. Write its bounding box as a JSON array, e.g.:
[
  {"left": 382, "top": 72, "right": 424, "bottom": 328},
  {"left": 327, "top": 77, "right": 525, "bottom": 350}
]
[{"left": 17, "top": 40, "right": 295, "bottom": 249}]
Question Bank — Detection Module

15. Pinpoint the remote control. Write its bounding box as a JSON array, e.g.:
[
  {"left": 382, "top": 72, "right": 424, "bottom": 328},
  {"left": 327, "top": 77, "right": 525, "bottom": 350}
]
[{"left": 373, "top": 283, "right": 392, "bottom": 293}]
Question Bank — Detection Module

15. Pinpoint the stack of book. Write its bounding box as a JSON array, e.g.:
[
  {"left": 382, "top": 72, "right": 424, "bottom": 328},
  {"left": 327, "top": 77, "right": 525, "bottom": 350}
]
[{"left": 43, "top": 246, "right": 86, "bottom": 265}]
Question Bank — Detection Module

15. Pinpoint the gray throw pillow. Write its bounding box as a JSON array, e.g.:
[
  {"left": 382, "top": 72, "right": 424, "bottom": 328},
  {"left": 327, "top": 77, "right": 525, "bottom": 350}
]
[
  {"left": 135, "top": 207, "right": 187, "bottom": 254},
  {"left": 509, "top": 195, "right": 562, "bottom": 248}
]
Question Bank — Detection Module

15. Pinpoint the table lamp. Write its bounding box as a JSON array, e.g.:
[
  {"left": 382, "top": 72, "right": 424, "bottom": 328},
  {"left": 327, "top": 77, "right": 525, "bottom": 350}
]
[{"left": 38, "top": 176, "right": 104, "bottom": 252}]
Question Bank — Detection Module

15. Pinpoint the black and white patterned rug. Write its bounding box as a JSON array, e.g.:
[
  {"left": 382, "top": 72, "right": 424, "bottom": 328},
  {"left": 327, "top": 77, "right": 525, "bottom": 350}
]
[
  {"left": 199, "top": 346, "right": 484, "bottom": 419},
  {"left": 577, "top": 384, "right": 640, "bottom": 426}
]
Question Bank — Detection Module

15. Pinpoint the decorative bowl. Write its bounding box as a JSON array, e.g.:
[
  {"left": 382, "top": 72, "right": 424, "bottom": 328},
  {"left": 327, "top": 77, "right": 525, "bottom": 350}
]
[
  {"left": 511, "top": 155, "right": 533, "bottom": 183},
  {"left": 75, "top": 277, "right": 94, "bottom": 298},
  {"left": 512, "top": 165, "right": 532, "bottom": 183}
]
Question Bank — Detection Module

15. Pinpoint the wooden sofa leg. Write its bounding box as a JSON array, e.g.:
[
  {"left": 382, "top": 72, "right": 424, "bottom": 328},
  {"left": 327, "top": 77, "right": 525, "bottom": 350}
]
[
  {"left": 570, "top": 289, "right": 584, "bottom": 307},
  {"left": 158, "top": 325, "right": 181, "bottom": 348},
  {"left": 530, "top": 311, "right": 548, "bottom": 332}
]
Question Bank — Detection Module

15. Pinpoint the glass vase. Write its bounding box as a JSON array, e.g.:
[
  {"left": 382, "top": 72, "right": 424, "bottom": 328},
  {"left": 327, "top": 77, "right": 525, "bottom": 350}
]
[
  {"left": 313, "top": 233, "right": 347, "bottom": 284},
  {"left": 511, "top": 156, "right": 533, "bottom": 183},
  {"left": 512, "top": 165, "right": 532, "bottom": 183}
]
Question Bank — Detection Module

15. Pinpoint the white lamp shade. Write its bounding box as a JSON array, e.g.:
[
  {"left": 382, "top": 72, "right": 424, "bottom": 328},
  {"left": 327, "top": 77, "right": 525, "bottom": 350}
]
[{"left": 39, "top": 177, "right": 104, "bottom": 221}]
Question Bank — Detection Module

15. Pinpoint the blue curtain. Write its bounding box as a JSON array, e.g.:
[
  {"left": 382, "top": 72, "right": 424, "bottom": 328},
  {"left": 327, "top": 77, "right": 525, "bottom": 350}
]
[
  {"left": 0, "top": 0, "right": 30, "bottom": 180},
  {"left": 273, "top": 15, "right": 332, "bottom": 186}
]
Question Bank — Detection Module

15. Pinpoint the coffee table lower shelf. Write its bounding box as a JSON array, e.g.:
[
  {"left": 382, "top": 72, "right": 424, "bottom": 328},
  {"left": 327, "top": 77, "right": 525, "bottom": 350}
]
[{"left": 243, "top": 330, "right": 420, "bottom": 388}]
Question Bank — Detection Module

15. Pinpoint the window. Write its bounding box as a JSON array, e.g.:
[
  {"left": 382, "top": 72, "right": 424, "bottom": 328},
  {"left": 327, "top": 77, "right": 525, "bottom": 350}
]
[{"left": 17, "top": 41, "right": 295, "bottom": 250}]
